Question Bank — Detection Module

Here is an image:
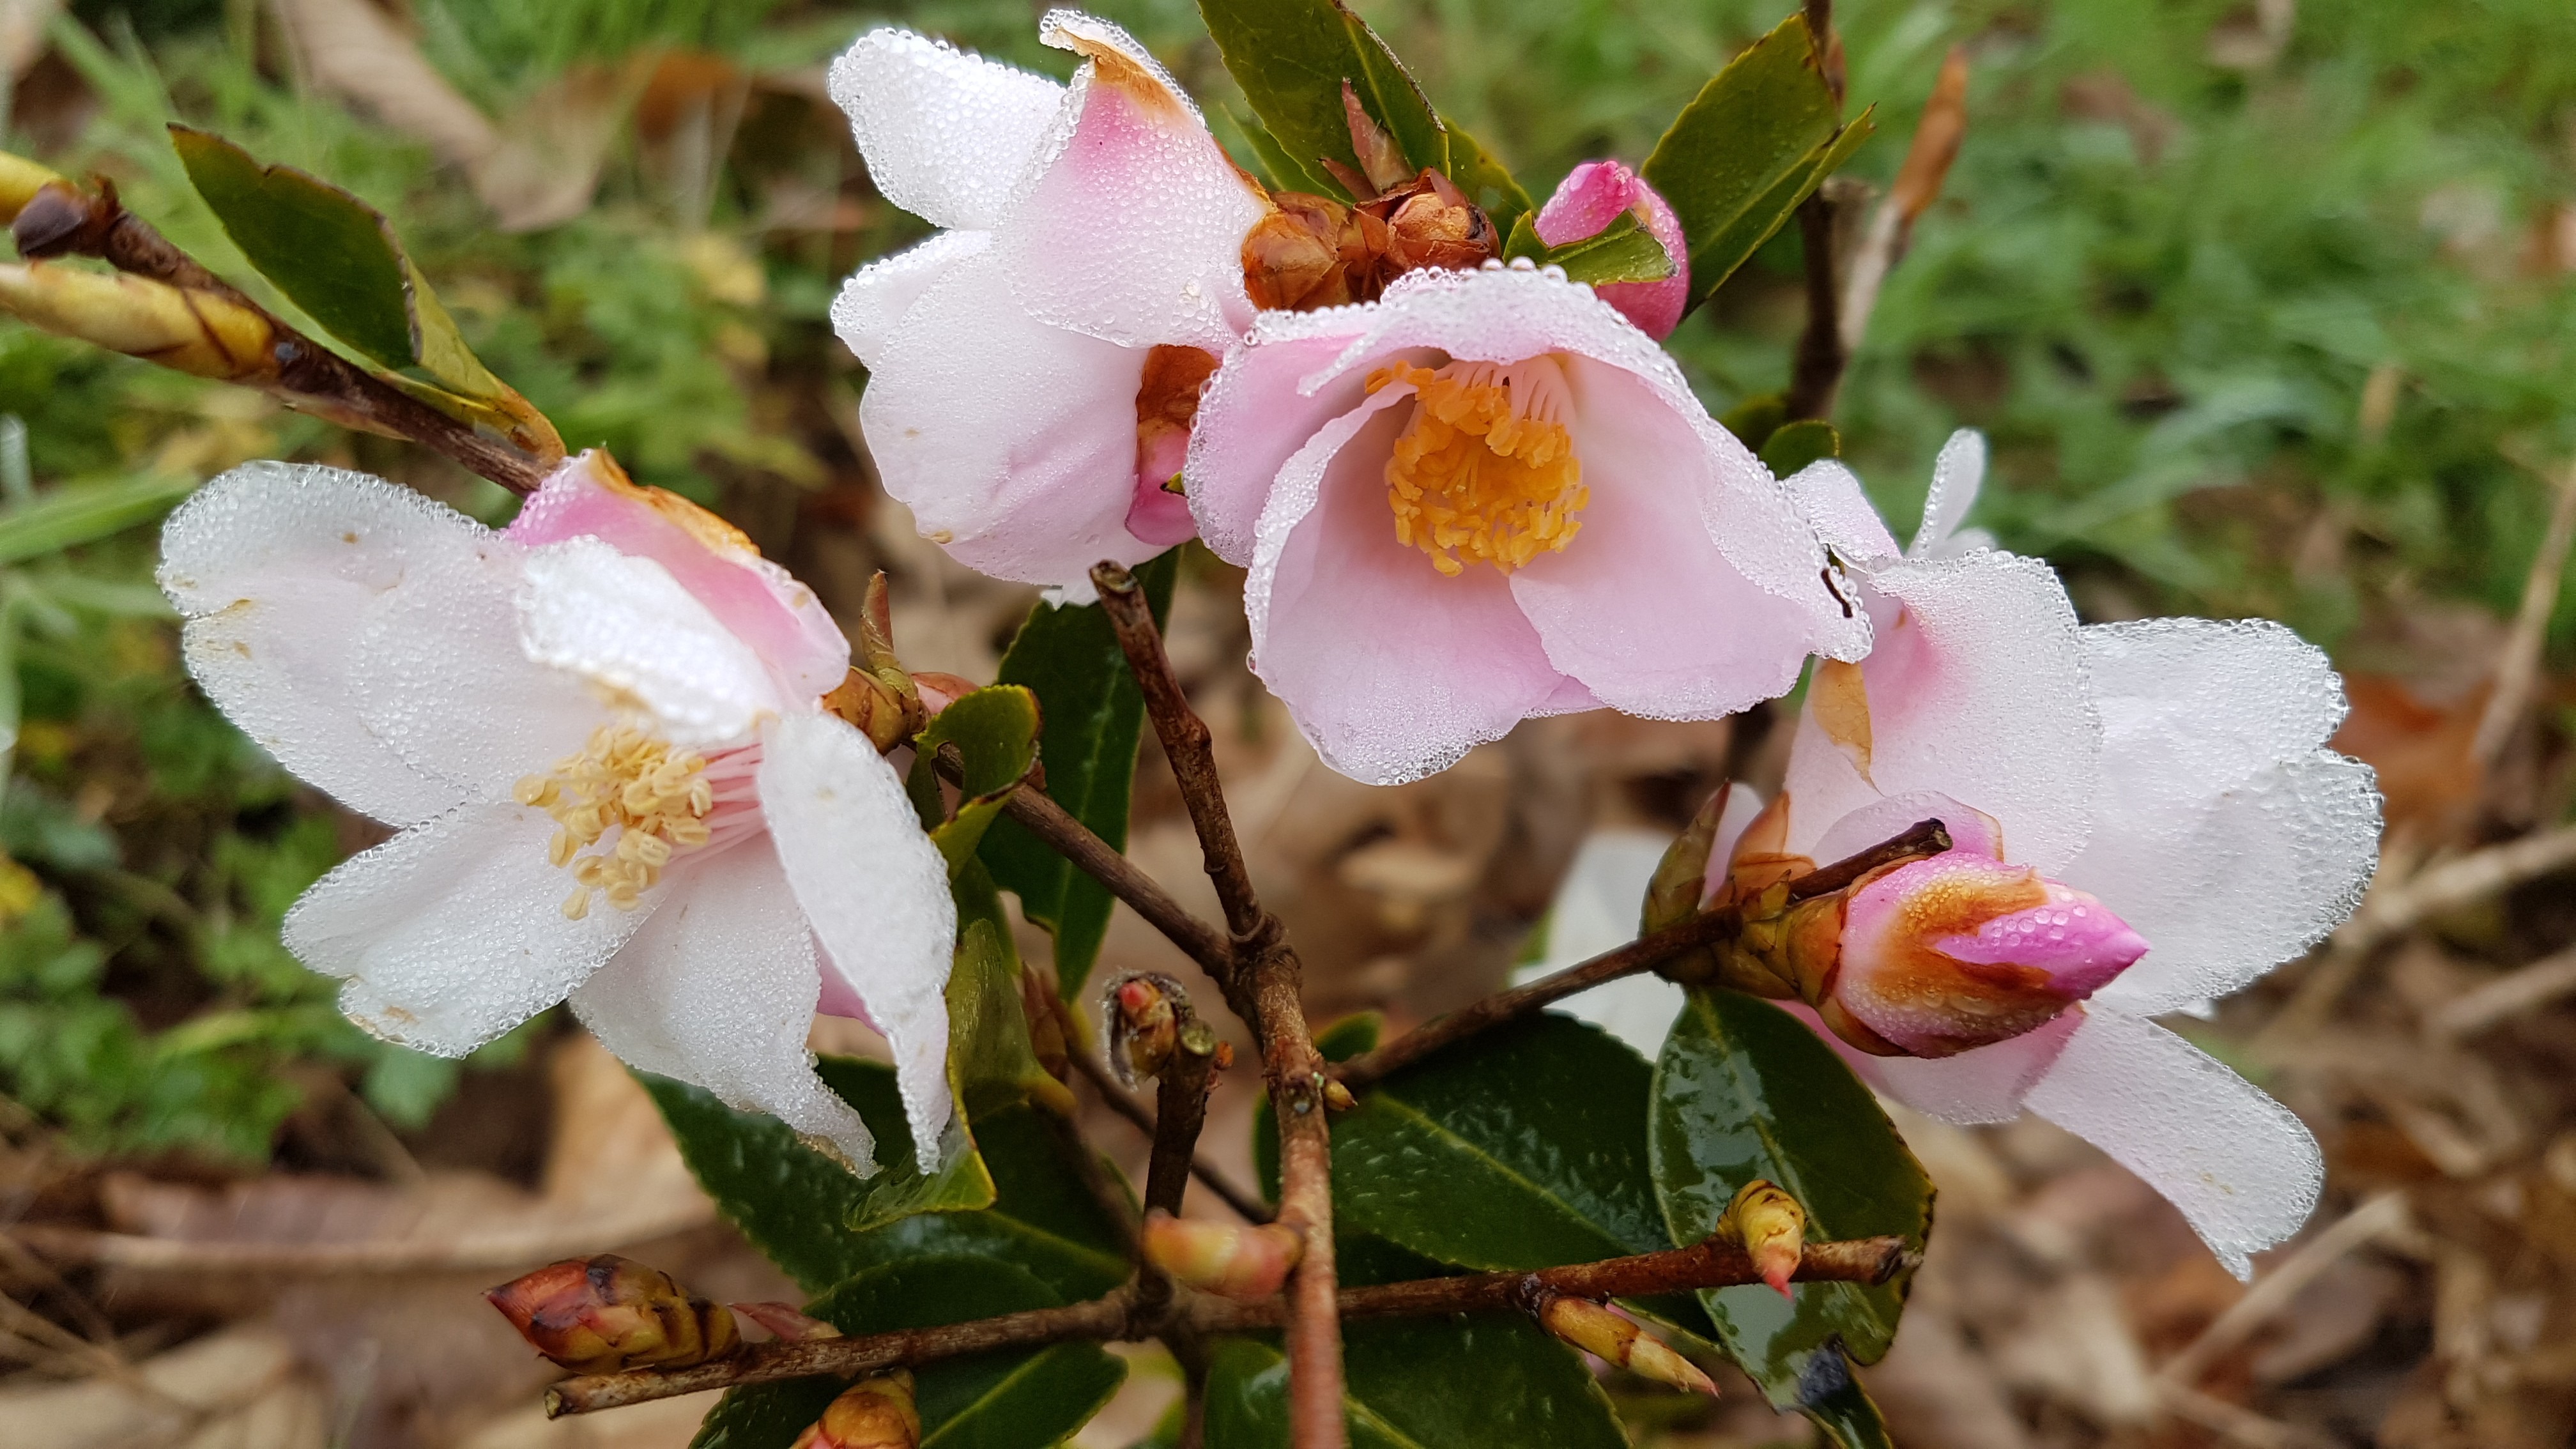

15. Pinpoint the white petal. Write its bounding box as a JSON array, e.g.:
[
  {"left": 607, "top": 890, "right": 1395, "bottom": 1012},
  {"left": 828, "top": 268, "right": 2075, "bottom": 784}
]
[
  {"left": 283, "top": 801, "right": 657, "bottom": 1056},
  {"left": 1510, "top": 829, "right": 1684, "bottom": 1057},
  {"left": 517, "top": 537, "right": 787, "bottom": 747},
  {"left": 829, "top": 28, "right": 1064, "bottom": 232},
  {"left": 994, "top": 11, "right": 1264, "bottom": 351},
  {"left": 160, "top": 462, "right": 489, "bottom": 826},
  {"left": 859, "top": 251, "right": 1162, "bottom": 590},
  {"left": 349, "top": 540, "right": 604, "bottom": 805},
  {"left": 758, "top": 712, "right": 957, "bottom": 1174},
  {"left": 571, "top": 839, "right": 877, "bottom": 1171},
  {"left": 1908, "top": 429, "right": 1987, "bottom": 558},
  {"left": 2025, "top": 1008, "right": 2322, "bottom": 1278},
  {"left": 833, "top": 229, "right": 989, "bottom": 371},
  {"left": 1859, "top": 1010, "right": 2080, "bottom": 1123},
  {"left": 2082, "top": 617, "right": 2351, "bottom": 777},
  {"left": 1786, "top": 459, "right": 1901, "bottom": 562},
  {"left": 1785, "top": 551, "right": 2098, "bottom": 872}
]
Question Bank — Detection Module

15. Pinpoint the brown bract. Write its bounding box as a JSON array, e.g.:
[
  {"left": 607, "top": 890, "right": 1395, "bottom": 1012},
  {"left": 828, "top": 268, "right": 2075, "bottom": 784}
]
[
  {"left": 1242, "top": 168, "right": 1497, "bottom": 312},
  {"left": 484, "top": 1254, "right": 740, "bottom": 1376},
  {"left": 1135, "top": 343, "right": 1219, "bottom": 477}
]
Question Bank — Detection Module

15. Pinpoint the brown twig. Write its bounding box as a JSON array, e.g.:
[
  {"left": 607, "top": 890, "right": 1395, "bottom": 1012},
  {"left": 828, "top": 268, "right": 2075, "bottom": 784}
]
[
  {"left": 544, "top": 1233, "right": 1916, "bottom": 1415},
  {"left": 2471, "top": 454, "right": 2576, "bottom": 769},
  {"left": 993, "top": 784, "right": 1235, "bottom": 979},
  {"left": 1331, "top": 818, "right": 1952, "bottom": 1090},
  {"left": 1094, "top": 559, "right": 1345, "bottom": 1449},
  {"left": 1784, "top": 0, "right": 1848, "bottom": 423},
  {"left": 1147, "top": 1031, "right": 1221, "bottom": 1220},
  {"left": 1070, "top": 1050, "right": 1275, "bottom": 1223}
]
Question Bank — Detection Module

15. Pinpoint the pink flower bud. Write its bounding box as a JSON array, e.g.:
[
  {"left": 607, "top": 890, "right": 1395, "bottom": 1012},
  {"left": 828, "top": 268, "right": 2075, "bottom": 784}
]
[
  {"left": 1828, "top": 851, "right": 2147, "bottom": 1057},
  {"left": 1142, "top": 1209, "right": 1303, "bottom": 1300},
  {"left": 1533, "top": 160, "right": 1690, "bottom": 339}
]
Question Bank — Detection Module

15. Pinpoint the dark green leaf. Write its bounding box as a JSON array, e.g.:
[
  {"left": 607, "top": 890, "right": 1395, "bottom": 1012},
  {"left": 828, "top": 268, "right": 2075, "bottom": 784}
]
[
  {"left": 644, "top": 1056, "right": 995, "bottom": 1293},
  {"left": 946, "top": 862, "right": 1068, "bottom": 1121},
  {"left": 1802, "top": 1370, "right": 1899, "bottom": 1449},
  {"left": 1544, "top": 214, "right": 1678, "bottom": 288},
  {"left": 1444, "top": 119, "right": 1534, "bottom": 240},
  {"left": 1200, "top": 1314, "right": 1625, "bottom": 1449},
  {"left": 1759, "top": 420, "right": 1843, "bottom": 477},
  {"left": 1719, "top": 393, "right": 1789, "bottom": 454},
  {"left": 980, "top": 549, "right": 1176, "bottom": 1001},
  {"left": 690, "top": 1257, "right": 1125, "bottom": 1449},
  {"left": 1648, "top": 988, "right": 1931, "bottom": 1423},
  {"left": 1200, "top": 0, "right": 1446, "bottom": 195},
  {"left": 1227, "top": 105, "right": 1333, "bottom": 195},
  {"left": 836, "top": 1101, "right": 1132, "bottom": 1305},
  {"left": 918, "top": 685, "right": 1040, "bottom": 874},
  {"left": 1640, "top": 17, "right": 1871, "bottom": 307},
  {"left": 1312, "top": 1013, "right": 1381, "bottom": 1062}
]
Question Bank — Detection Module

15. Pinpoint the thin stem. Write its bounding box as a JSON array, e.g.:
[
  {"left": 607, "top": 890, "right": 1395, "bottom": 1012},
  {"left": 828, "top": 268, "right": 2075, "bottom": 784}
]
[
  {"left": 1332, "top": 818, "right": 1951, "bottom": 1089},
  {"left": 1094, "top": 559, "right": 1344, "bottom": 1449},
  {"left": 1147, "top": 1031, "right": 1220, "bottom": 1220},
  {"left": 1784, "top": 192, "right": 1848, "bottom": 422},
  {"left": 1070, "top": 1049, "right": 1275, "bottom": 1223},
  {"left": 994, "top": 783, "right": 1234, "bottom": 979}
]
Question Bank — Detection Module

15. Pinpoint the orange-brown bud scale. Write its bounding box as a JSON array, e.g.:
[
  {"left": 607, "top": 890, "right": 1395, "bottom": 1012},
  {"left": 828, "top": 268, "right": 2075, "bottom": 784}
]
[
  {"left": 793, "top": 1371, "right": 921, "bottom": 1449},
  {"left": 1537, "top": 1295, "right": 1717, "bottom": 1397},
  {"left": 1142, "top": 1209, "right": 1303, "bottom": 1300},
  {"left": 1104, "top": 972, "right": 1184, "bottom": 1087},
  {"left": 1241, "top": 169, "right": 1498, "bottom": 314},
  {"left": 732, "top": 1301, "right": 843, "bottom": 1343},
  {"left": 1135, "top": 344, "right": 1220, "bottom": 484},
  {"left": 485, "top": 1254, "right": 740, "bottom": 1374},
  {"left": 1721, "top": 1181, "right": 1807, "bottom": 1299}
]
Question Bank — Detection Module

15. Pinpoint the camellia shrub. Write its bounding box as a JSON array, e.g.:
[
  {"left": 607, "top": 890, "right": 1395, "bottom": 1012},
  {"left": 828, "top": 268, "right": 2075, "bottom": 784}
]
[{"left": 0, "top": 3, "right": 2381, "bottom": 1446}]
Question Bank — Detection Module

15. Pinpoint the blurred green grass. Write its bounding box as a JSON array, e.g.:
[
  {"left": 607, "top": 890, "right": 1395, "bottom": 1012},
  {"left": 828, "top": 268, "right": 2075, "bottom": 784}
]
[{"left": 1, "top": 0, "right": 2570, "bottom": 1160}]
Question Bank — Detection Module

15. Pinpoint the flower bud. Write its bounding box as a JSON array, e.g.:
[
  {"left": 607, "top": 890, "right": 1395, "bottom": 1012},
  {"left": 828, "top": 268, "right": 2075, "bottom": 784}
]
[
  {"left": 1537, "top": 1295, "right": 1717, "bottom": 1396},
  {"left": 0, "top": 262, "right": 279, "bottom": 384},
  {"left": 1103, "top": 972, "right": 1184, "bottom": 1087},
  {"left": 1721, "top": 1181, "right": 1806, "bottom": 1299},
  {"left": 485, "top": 1254, "right": 740, "bottom": 1374},
  {"left": 793, "top": 1371, "right": 920, "bottom": 1449},
  {"left": 1533, "top": 160, "right": 1690, "bottom": 339},
  {"left": 1142, "top": 1209, "right": 1303, "bottom": 1300}
]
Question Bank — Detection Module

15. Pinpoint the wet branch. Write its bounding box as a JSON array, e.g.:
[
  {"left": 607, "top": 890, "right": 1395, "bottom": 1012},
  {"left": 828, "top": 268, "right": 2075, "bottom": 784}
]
[
  {"left": 1069, "top": 1049, "right": 1274, "bottom": 1223},
  {"left": 992, "top": 783, "right": 1235, "bottom": 978}
]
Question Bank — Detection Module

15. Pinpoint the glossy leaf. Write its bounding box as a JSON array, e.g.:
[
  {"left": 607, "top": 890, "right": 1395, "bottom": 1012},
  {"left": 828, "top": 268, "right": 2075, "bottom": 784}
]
[
  {"left": 917, "top": 684, "right": 1040, "bottom": 875},
  {"left": 1719, "top": 392, "right": 1789, "bottom": 454},
  {"left": 1649, "top": 988, "right": 1931, "bottom": 1433},
  {"left": 979, "top": 549, "right": 1176, "bottom": 1000},
  {"left": 1200, "top": 1313, "right": 1625, "bottom": 1449},
  {"left": 1444, "top": 119, "right": 1534, "bottom": 240},
  {"left": 1200, "top": 0, "right": 1444, "bottom": 195},
  {"left": 946, "top": 861, "right": 1070, "bottom": 1121},
  {"left": 1229, "top": 105, "right": 1333, "bottom": 195},
  {"left": 690, "top": 1257, "right": 1125, "bottom": 1449},
  {"left": 167, "top": 126, "right": 562, "bottom": 459},
  {"left": 645, "top": 1056, "right": 995, "bottom": 1293},
  {"left": 1639, "top": 17, "right": 1872, "bottom": 308},
  {"left": 1759, "top": 420, "right": 1842, "bottom": 478}
]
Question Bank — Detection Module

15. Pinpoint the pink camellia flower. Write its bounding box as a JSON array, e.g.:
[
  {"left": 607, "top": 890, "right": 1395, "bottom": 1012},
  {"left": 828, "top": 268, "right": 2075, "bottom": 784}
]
[
  {"left": 158, "top": 454, "right": 958, "bottom": 1174},
  {"left": 1185, "top": 261, "right": 1869, "bottom": 785},
  {"left": 1531, "top": 160, "right": 1690, "bottom": 339},
  {"left": 1536, "top": 431, "right": 2381, "bottom": 1274},
  {"left": 831, "top": 11, "right": 1265, "bottom": 594}
]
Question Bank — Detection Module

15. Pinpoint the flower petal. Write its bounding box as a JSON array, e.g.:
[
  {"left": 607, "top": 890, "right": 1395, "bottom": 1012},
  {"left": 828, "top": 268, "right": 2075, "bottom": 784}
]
[
  {"left": 1908, "top": 429, "right": 1987, "bottom": 558},
  {"left": 1184, "top": 311, "right": 1376, "bottom": 565},
  {"left": 758, "top": 712, "right": 957, "bottom": 1174},
  {"left": 994, "top": 11, "right": 1264, "bottom": 351},
  {"left": 834, "top": 229, "right": 989, "bottom": 371},
  {"left": 1510, "top": 829, "right": 1686, "bottom": 1057},
  {"left": 1532, "top": 160, "right": 1689, "bottom": 339},
  {"left": 159, "top": 461, "right": 489, "bottom": 827},
  {"left": 829, "top": 27, "right": 1064, "bottom": 232},
  {"left": 517, "top": 537, "right": 788, "bottom": 747},
  {"left": 2024, "top": 1008, "right": 2323, "bottom": 1278},
  {"left": 571, "top": 839, "right": 877, "bottom": 1171},
  {"left": 1787, "top": 1000, "right": 2080, "bottom": 1124},
  {"left": 1245, "top": 382, "right": 1567, "bottom": 785},
  {"left": 861, "top": 250, "right": 1165, "bottom": 589},
  {"left": 1785, "top": 551, "right": 2097, "bottom": 873},
  {"left": 283, "top": 801, "right": 657, "bottom": 1056},
  {"left": 1510, "top": 356, "right": 1845, "bottom": 720},
  {"left": 1785, "top": 458, "right": 1901, "bottom": 562}
]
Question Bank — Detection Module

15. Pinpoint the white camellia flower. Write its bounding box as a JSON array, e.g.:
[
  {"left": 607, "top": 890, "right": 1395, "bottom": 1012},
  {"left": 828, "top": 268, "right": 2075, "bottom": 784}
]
[
  {"left": 158, "top": 453, "right": 957, "bottom": 1174},
  {"left": 831, "top": 10, "right": 1266, "bottom": 595},
  {"left": 1533, "top": 432, "right": 2382, "bottom": 1275}
]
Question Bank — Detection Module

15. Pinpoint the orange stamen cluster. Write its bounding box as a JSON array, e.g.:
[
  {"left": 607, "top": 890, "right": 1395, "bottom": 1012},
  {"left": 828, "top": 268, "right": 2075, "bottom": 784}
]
[
  {"left": 1368, "top": 355, "right": 1586, "bottom": 576},
  {"left": 514, "top": 724, "right": 715, "bottom": 919}
]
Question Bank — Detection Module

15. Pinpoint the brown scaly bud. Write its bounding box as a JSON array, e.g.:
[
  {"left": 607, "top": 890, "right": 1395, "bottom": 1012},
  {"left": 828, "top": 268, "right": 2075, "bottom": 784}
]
[
  {"left": 793, "top": 1371, "right": 921, "bottom": 1449},
  {"left": 908, "top": 671, "right": 979, "bottom": 716},
  {"left": 1019, "top": 965, "right": 1073, "bottom": 1088},
  {"left": 1241, "top": 163, "right": 1497, "bottom": 314},
  {"left": 821, "top": 573, "right": 930, "bottom": 751},
  {"left": 1721, "top": 1181, "right": 1807, "bottom": 1299},
  {"left": 484, "top": 1254, "right": 740, "bottom": 1374},
  {"left": 1142, "top": 1209, "right": 1304, "bottom": 1300},
  {"left": 1536, "top": 1294, "right": 1718, "bottom": 1397},
  {"left": 732, "top": 1301, "right": 843, "bottom": 1342},
  {"left": 1102, "top": 971, "right": 1185, "bottom": 1087},
  {"left": 1379, "top": 168, "right": 1494, "bottom": 277}
]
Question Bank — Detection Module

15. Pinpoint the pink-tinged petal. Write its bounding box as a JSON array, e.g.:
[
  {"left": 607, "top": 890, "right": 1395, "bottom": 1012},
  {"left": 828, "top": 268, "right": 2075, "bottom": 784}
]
[
  {"left": 1785, "top": 458, "right": 1901, "bottom": 562},
  {"left": 571, "top": 839, "right": 879, "bottom": 1172},
  {"left": 833, "top": 229, "right": 988, "bottom": 371},
  {"left": 1508, "top": 355, "right": 1841, "bottom": 720},
  {"left": 993, "top": 12, "right": 1266, "bottom": 351},
  {"left": 1784, "top": 551, "right": 2097, "bottom": 872},
  {"left": 829, "top": 27, "right": 1064, "bottom": 233},
  {"left": 758, "top": 712, "right": 957, "bottom": 1174},
  {"left": 1698, "top": 785, "right": 1777, "bottom": 903},
  {"left": 1245, "top": 383, "right": 1568, "bottom": 785},
  {"left": 1784, "top": 1000, "right": 2078, "bottom": 1124},
  {"left": 861, "top": 250, "right": 1168, "bottom": 590},
  {"left": 508, "top": 453, "right": 850, "bottom": 703},
  {"left": 283, "top": 801, "right": 659, "bottom": 1057},
  {"left": 1933, "top": 879, "right": 2147, "bottom": 989},
  {"left": 516, "top": 537, "right": 788, "bottom": 748},
  {"left": 160, "top": 462, "right": 493, "bottom": 827},
  {"left": 2024, "top": 1008, "right": 2324, "bottom": 1278},
  {"left": 2067, "top": 618, "right": 2379, "bottom": 1013},
  {"left": 1512, "top": 830, "right": 1688, "bottom": 1056},
  {"left": 1184, "top": 311, "right": 1377, "bottom": 564},
  {"left": 1908, "top": 429, "right": 1988, "bottom": 558},
  {"left": 1811, "top": 789, "right": 2004, "bottom": 864},
  {"left": 1126, "top": 464, "right": 1195, "bottom": 547},
  {"left": 1532, "top": 160, "right": 1689, "bottom": 339}
]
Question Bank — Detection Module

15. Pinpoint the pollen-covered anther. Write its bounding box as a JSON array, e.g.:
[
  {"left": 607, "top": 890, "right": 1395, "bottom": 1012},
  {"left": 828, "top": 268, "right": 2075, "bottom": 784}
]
[
  {"left": 1367, "top": 354, "right": 1586, "bottom": 577},
  {"left": 514, "top": 724, "right": 759, "bottom": 919}
]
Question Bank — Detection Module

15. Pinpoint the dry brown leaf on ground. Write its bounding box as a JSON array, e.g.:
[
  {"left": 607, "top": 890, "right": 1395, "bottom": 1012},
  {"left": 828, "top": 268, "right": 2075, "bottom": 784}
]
[
  {"left": 0, "top": 1322, "right": 327, "bottom": 1449},
  {"left": 271, "top": 0, "right": 498, "bottom": 167}
]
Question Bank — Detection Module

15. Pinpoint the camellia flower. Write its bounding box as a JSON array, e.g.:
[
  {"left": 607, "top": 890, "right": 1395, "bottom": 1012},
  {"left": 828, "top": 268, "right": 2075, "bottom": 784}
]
[
  {"left": 1537, "top": 432, "right": 2380, "bottom": 1274},
  {"left": 1530, "top": 160, "right": 1690, "bottom": 339},
  {"left": 158, "top": 454, "right": 957, "bottom": 1174},
  {"left": 1184, "top": 261, "right": 1869, "bottom": 785},
  {"left": 830, "top": 10, "right": 1265, "bottom": 594}
]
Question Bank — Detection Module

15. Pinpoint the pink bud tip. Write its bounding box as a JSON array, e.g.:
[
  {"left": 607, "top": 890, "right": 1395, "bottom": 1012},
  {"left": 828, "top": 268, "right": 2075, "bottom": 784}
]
[{"left": 1533, "top": 160, "right": 1691, "bottom": 339}]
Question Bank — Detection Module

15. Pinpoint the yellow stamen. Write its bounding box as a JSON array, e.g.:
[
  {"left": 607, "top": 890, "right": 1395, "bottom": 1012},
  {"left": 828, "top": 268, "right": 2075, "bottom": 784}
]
[
  {"left": 521, "top": 724, "right": 718, "bottom": 919},
  {"left": 1367, "top": 355, "right": 1587, "bottom": 576}
]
